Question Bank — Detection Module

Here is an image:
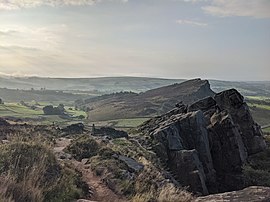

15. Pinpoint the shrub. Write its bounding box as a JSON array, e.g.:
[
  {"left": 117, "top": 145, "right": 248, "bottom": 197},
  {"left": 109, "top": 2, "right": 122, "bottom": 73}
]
[
  {"left": 243, "top": 135, "right": 270, "bottom": 187},
  {"left": 65, "top": 135, "right": 100, "bottom": 161},
  {"left": 243, "top": 165, "right": 270, "bottom": 187}
]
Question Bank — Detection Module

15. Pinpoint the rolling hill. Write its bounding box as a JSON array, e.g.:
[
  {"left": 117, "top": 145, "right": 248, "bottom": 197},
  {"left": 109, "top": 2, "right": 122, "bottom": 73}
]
[
  {"left": 0, "top": 76, "right": 269, "bottom": 97},
  {"left": 78, "top": 79, "right": 215, "bottom": 121}
]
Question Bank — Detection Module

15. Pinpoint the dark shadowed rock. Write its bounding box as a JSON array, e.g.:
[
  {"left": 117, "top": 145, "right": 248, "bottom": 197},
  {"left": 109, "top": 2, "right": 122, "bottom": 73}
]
[
  {"left": 207, "top": 111, "right": 248, "bottom": 192},
  {"left": 214, "top": 89, "right": 266, "bottom": 155},
  {"left": 145, "top": 110, "right": 216, "bottom": 195},
  {"left": 169, "top": 149, "right": 208, "bottom": 195},
  {"left": 188, "top": 96, "right": 217, "bottom": 113},
  {"left": 138, "top": 88, "right": 266, "bottom": 195}
]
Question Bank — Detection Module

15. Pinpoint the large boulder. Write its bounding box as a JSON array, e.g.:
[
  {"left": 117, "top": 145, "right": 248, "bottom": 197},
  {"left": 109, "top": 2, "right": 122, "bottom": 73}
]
[
  {"left": 214, "top": 89, "right": 266, "bottom": 155},
  {"left": 146, "top": 111, "right": 216, "bottom": 195},
  {"left": 138, "top": 88, "right": 266, "bottom": 195},
  {"left": 207, "top": 111, "right": 248, "bottom": 192},
  {"left": 169, "top": 149, "right": 209, "bottom": 195}
]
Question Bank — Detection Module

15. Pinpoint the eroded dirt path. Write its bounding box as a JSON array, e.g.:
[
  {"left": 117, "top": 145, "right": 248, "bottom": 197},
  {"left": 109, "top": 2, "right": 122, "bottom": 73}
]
[{"left": 54, "top": 138, "right": 127, "bottom": 202}]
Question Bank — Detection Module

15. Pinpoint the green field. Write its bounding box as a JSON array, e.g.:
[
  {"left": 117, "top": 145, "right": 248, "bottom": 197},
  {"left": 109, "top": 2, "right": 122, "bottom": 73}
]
[
  {"left": 0, "top": 102, "right": 147, "bottom": 128},
  {"left": 0, "top": 102, "right": 87, "bottom": 126},
  {"left": 263, "top": 127, "right": 270, "bottom": 133},
  {"left": 246, "top": 96, "right": 270, "bottom": 101},
  {"left": 0, "top": 103, "right": 42, "bottom": 118},
  {"left": 248, "top": 103, "right": 270, "bottom": 111},
  {"left": 245, "top": 96, "right": 270, "bottom": 127}
]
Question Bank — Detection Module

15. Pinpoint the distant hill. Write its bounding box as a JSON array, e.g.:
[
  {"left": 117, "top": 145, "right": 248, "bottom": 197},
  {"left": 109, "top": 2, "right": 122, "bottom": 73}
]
[
  {"left": 0, "top": 76, "right": 184, "bottom": 93},
  {"left": 0, "top": 76, "right": 269, "bottom": 97},
  {"left": 210, "top": 80, "right": 270, "bottom": 97},
  {"left": 78, "top": 79, "right": 215, "bottom": 121},
  {"left": 0, "top": 88, "right": 90, "bottom": 103}
]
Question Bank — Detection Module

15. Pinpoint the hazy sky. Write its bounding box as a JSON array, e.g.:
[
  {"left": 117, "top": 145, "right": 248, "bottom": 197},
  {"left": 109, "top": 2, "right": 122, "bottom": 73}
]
[{"left": 0, "top": 0, "right": 269, "bottom": 80}]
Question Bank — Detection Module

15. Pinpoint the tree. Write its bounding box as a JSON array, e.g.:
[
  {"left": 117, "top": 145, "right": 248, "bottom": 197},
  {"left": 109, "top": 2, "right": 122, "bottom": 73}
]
[
  {"left": 78, "top": 115, "right": 85, "bottom": 120},
  {"left": 57, "top": 104, "right": 65, "bottom": 114},
  {"left": 43, "top": 105, "right": 55, "bottom": 115},
  {"left": 43, "top": 104, "right": 66, "bottom": 115}
]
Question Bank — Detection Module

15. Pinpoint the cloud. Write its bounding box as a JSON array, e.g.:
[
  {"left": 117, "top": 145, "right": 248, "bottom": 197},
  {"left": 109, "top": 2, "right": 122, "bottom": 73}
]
[
  {"left": 0, "top": 25, "right": 68, "bottom": 50},
  {"left": 0, "top": 45, "right": 40, "bottom": 52},
  {"left": 202, "top": 0, "right": 270, "bottom": 18},
  {"left": 0, "top": 30, "right": 18, "bottom": 36},
  {"left": 0, "top": 0, "right": 128, "bottom": 10},
  {"left": 176, "top": 19, "right": 208, "bottom": 26}
]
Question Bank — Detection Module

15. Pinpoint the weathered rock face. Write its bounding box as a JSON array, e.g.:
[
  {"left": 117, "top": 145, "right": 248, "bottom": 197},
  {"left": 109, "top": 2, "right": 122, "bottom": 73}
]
[
  {"left": 214, "top": 89, "right": 266, "bottom": 155},
  {"left": 139, "top": 88, "right": 266, "bottom": 195},
  {"left": 141, "top": 111, "right": 216, "bottom": 195},
  {"left": 207, "top": 111, "right": 248, "bottom": 192}
]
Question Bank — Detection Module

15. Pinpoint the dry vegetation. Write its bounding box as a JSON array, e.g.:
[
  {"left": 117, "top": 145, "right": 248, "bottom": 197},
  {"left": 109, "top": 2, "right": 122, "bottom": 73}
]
[
  {"left": 65, "top": 135, "right": 194, "bottom": 202},
  {"left": 0, "top": 133, "right": 87, "bottom": 202}
]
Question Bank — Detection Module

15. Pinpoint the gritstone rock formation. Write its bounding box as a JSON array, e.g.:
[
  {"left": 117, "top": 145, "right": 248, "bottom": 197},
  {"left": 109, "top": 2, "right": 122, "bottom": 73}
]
[{"left": 139, "top": 88, "right": 266, "bottom": 195}]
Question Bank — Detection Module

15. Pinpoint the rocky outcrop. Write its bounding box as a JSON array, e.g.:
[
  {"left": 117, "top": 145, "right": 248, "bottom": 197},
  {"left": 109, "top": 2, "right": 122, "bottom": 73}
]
[
  {"left": 80, "top": 79, "right": 215, "bottom": 121},
  {"left": 92, "top": 127, "right": 128, "bottom": 139},
  {"left": 195, "top": 186, "right": 270, "bottom": 202},
  {"left": 214, "top": 89, "right": 266, "bottom": 155},
  {"left": 139, "top": 88, "right": 266, "bottom": 195},
  {"left": 62, "top": 123, "right": 84, "bottom": 134}
]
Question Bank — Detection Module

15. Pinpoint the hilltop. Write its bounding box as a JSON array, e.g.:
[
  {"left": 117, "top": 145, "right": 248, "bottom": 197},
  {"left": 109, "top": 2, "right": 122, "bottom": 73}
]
[{"left": 77, "top": 79, "right": 215, "bottom": 121}]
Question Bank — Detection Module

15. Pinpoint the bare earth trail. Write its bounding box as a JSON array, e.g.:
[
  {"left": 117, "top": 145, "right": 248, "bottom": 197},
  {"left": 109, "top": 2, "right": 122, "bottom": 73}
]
[{"left": 54, "top": 138, "right": 128, "bottom": 202}]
